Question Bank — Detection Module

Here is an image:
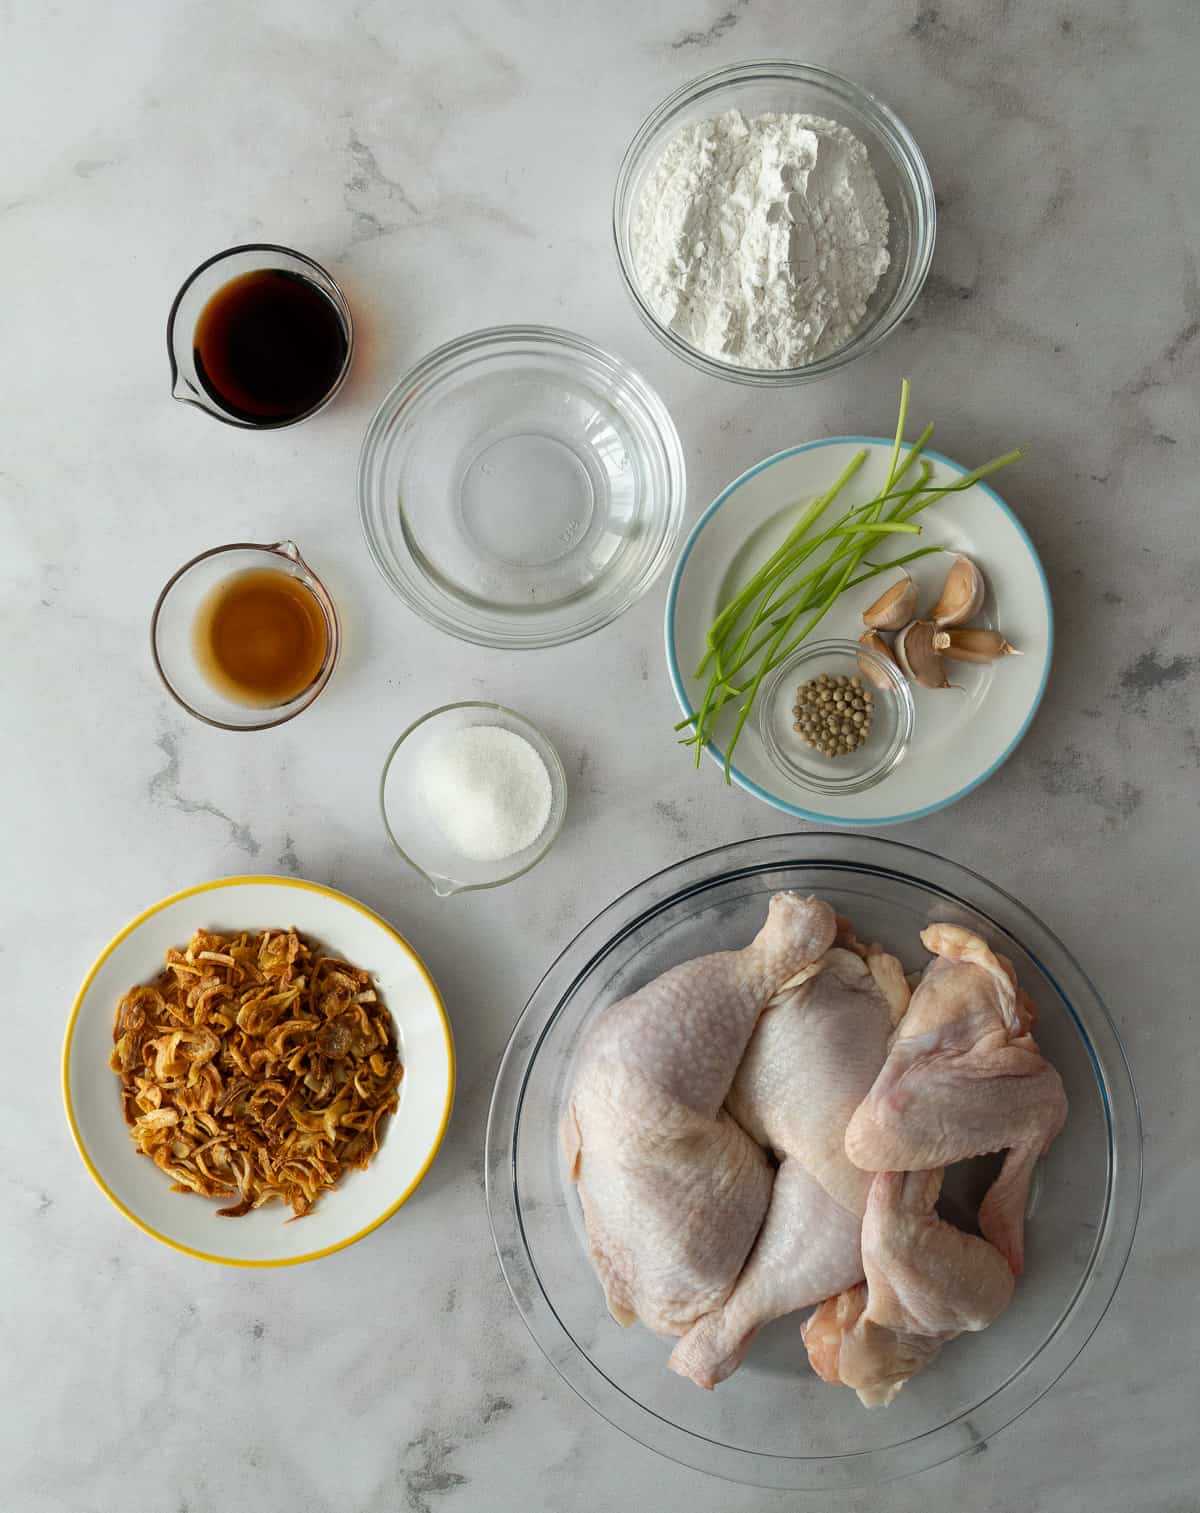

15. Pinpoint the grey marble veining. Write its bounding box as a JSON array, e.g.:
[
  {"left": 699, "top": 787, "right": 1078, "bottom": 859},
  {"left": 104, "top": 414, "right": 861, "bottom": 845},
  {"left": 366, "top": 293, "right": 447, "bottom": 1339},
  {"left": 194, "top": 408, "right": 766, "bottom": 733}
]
[{"left": 2, "top": 1, "right": 1196, "bottom": 1509}]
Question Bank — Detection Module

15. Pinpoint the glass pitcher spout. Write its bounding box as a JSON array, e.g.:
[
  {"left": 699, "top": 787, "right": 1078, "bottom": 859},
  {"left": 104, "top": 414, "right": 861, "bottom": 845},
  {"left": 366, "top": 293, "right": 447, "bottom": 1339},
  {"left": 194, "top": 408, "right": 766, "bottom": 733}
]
[{"left": 171, "top": 373, "right": 202, "bottom": 405}]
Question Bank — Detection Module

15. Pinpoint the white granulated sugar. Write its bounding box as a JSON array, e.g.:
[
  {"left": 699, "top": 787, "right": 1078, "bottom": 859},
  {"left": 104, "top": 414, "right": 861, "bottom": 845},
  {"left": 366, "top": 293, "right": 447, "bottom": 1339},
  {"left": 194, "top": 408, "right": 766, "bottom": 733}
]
[
  {"left": 419, "top": 724, "right": 552, "bottom": 862},
  {"left": 632, "top": 110, "right": 891, "bottom": 370}
]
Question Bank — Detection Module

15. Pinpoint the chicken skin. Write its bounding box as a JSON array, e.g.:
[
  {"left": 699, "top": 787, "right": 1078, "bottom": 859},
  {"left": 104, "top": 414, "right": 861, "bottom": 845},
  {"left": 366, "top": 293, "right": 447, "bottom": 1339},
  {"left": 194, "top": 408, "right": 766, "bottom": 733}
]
[
  {"left": 668, "top": 946, "right": 908, "bottom": 1387},
  {"left": 562, "top": 893, "right": 837, "bottom": 1336},
  {"left": 802, "top": 1169, "right": 1015, "bottom": 1406},
  {"left": 844, "top": 925, "right": 1068, "bottom": 1273},
  {"left": 565, "top": 899, "right": 1066, "bottom": 1408}
]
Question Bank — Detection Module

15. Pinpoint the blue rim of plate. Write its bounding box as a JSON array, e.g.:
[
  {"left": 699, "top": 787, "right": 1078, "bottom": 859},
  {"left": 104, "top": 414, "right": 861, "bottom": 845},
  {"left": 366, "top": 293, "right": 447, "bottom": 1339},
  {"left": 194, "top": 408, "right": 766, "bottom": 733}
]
[{"left": 664, "top": 436, "right": 1054, "bottom": 827}]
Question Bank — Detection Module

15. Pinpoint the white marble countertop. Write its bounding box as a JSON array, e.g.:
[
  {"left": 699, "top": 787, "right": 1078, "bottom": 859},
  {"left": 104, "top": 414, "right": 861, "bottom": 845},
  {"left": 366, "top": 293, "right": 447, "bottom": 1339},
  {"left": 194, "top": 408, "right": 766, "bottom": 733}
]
[{"left": 3, "top": 1, "right": 1196, "bottom": 1508}]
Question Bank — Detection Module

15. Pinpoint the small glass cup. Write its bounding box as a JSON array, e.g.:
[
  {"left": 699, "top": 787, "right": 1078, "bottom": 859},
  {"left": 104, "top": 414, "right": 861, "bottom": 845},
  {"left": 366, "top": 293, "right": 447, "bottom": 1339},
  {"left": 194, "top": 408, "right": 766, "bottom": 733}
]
[
  {"left": 380, "top": 703, "right": 568, "bottom": 897},
  {"left": 151, "top": 539, "right": 340, "bottom": 730},
  {"left": 757, "top": 638, "right": 914, "bottom": 795},
  {"left": 166, "top": 244, "right": 353, "bottom": 429}
]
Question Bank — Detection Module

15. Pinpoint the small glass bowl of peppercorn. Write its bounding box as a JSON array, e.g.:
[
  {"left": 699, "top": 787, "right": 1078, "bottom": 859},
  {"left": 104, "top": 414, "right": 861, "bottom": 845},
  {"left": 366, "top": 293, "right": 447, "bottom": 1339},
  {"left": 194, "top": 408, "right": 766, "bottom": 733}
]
[{"left": 757, "top": 639, "right": 914, "bottom": 797}]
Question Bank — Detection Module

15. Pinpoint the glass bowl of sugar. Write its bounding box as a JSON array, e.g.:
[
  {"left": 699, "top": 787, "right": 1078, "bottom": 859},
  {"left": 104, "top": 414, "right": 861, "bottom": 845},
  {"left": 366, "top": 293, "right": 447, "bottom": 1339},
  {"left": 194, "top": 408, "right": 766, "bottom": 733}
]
[{"left": 380, "top": 703, "right": 568, "bottom": 896}]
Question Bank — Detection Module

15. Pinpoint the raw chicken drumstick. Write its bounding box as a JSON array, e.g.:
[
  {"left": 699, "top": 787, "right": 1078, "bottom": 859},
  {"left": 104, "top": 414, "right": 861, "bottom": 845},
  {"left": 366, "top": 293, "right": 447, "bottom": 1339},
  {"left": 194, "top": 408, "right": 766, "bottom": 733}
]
[
  {"left": 561, "top": 893, "right": 837, "bottom": 1336},
  {"left": 669, "top": 945, "right": 909, "bottom": 1388},
  {"left": 802, "top": 1168, "right": 1015, "bottom": 1406},
  {"left": 844, "top": 924, "right": 1068, "bottom": 1273}
]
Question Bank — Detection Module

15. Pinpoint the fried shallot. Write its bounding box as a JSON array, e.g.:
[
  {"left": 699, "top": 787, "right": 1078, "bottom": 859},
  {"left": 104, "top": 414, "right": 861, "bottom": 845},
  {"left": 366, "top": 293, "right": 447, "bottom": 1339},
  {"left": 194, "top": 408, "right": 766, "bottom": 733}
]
[{"left": 109, "top": 929, "right": 402, "bottom": 1219}]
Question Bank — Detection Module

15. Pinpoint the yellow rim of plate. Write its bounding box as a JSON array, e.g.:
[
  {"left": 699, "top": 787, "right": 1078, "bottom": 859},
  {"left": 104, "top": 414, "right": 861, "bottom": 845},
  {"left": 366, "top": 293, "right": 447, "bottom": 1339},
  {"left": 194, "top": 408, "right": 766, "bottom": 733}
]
[{"left": 61, "top": 874, "right": 456, "bottom": 1268}]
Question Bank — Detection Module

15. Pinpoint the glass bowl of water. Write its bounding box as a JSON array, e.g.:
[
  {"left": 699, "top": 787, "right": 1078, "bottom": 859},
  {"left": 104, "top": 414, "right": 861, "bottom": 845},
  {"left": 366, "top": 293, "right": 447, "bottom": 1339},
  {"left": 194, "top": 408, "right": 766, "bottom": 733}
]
[{"left": 358, "top": 326, "right": 686, "bottom": 649}]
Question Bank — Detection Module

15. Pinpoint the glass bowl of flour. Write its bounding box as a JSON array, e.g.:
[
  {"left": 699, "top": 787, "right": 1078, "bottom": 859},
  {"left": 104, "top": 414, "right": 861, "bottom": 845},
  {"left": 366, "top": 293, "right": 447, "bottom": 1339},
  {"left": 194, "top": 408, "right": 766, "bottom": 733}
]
[{"left": 614, "top": 62, "right": 935, "bottom": 384}]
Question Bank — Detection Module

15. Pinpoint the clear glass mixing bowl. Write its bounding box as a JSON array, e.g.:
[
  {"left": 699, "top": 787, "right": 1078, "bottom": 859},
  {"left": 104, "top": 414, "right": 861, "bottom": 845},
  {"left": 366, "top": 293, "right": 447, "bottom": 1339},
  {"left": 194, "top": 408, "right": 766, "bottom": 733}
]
[
  {"left": 358, "top": 326, "right": 685, "bottom": 649},
  {"left": 485, "top": 834, "right": 1140, "bottom": 1490}
]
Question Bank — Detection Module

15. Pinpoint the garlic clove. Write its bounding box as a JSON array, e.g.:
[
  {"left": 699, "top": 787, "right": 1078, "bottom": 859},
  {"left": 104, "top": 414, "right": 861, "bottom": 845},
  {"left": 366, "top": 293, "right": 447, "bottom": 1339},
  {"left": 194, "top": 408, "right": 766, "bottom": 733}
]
[
  {"left": 895, "top": 620, "right": 953, "bottom": 689},
  {"left": 862, "top": 572, "right": 919, "bottom": 631},
  {"left": 929, "top": 555, "right": 986, "bottom": 627},
  {"left": 857, "top": 629, "right": 899, "bottom": 689},
  {"left": 933, "top": 628, "right": 1021, "bottom": 663}
]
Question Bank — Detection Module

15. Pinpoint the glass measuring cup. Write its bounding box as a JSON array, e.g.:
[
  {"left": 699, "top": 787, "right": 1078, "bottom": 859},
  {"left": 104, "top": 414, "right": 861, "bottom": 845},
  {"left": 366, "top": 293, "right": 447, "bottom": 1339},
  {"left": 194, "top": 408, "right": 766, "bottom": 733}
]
[
  {"left": 166, "top": 244, "right": 353, "bottom": 429},
  {"left": 151, "top": 539, "right": 340, "bottom": 730}
]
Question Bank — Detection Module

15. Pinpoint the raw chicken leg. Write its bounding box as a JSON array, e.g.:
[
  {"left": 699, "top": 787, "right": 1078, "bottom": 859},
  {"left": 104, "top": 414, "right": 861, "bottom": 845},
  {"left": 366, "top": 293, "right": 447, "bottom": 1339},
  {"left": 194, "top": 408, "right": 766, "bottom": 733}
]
[
  {"left": 731, "top": 947, "right": 907, "bottom": 1216},
  {"left": 668, "top": 946, "right": 907, "bottom": 1387},
  {"left": 844, "top": 925, "right": 1067, "bottom": 1272},
  {"left": 562, "top": 893, "right": 836, "bottom": 1336},
  {"left": 802, "top": 1169, "right": 1014, "bottom": 1406},
  {"left": 669, "top": 1160, "right": 861, "bottom": 1388}
]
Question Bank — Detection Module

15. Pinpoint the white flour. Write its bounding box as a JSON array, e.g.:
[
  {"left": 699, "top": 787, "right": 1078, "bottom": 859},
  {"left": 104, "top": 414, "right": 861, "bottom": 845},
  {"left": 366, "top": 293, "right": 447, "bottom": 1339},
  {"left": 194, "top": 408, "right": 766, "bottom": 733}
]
[{"left": 631, "top": 110, "right": 891, "bottom": 370}]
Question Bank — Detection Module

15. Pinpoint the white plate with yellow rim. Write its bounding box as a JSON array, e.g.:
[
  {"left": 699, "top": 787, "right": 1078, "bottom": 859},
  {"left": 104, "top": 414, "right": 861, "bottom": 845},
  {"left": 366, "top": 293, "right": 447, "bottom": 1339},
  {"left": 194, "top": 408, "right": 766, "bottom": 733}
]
[
  {"left": 666, "top": 437, "right": 1052, "bottom": 825},
  {"left": 62, "top": 876, "right": 454, "bottom": 1266}
]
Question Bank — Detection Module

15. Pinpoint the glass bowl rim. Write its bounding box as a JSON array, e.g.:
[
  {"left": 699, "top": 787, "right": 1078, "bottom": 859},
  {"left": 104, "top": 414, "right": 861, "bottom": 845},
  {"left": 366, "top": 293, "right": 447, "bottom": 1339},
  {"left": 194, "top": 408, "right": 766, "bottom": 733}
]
[
  {"left": 378, "top": 700, "right": 569, "bottom": 894},
  {"left": 611, "top": 59, "right": 936, "bottom": 387},
  {"left": 484, "top": 832, "right": 1142, "bottom": 1489},
  {"left": 356, "top": 323, "right": 687, "bottom": 650},
  {"left": 149, "top": 538, "right": 341, "bottom": 732}
]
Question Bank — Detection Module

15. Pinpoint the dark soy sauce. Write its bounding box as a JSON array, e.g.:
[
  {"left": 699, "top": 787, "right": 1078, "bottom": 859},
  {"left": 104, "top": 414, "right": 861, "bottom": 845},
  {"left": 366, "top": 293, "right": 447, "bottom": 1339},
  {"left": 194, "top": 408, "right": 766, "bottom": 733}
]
[{"left": 193, "top": 269, "right": 348, "bottom": 423}]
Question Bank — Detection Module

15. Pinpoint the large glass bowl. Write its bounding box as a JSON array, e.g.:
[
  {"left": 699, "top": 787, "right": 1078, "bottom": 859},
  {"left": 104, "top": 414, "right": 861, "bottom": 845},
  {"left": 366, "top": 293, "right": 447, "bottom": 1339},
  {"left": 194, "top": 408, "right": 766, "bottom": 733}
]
[
  {"left": 485, "top": 834, "right": 1140, "bottom": 1490},
  {"left": 613, "top": 62, "right": 935, "bottom": 386},
  {"left": 358, "top": 326, "right": 685, "bottom": 649}
]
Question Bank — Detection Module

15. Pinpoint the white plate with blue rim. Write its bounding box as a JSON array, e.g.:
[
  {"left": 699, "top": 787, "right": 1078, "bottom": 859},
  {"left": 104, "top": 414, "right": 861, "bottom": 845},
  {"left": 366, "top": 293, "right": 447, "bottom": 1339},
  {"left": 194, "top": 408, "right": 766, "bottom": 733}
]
[{"left": 665, "top": 437, "right": 1052, "bottom": 826}]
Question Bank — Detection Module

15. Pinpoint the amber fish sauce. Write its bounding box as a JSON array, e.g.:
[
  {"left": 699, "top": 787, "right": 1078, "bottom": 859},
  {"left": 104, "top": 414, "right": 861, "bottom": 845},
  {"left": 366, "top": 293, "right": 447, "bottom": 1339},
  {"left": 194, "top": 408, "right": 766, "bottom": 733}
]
[{"left": 194, "top": 568, "right": 329, "bottom": 707}]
